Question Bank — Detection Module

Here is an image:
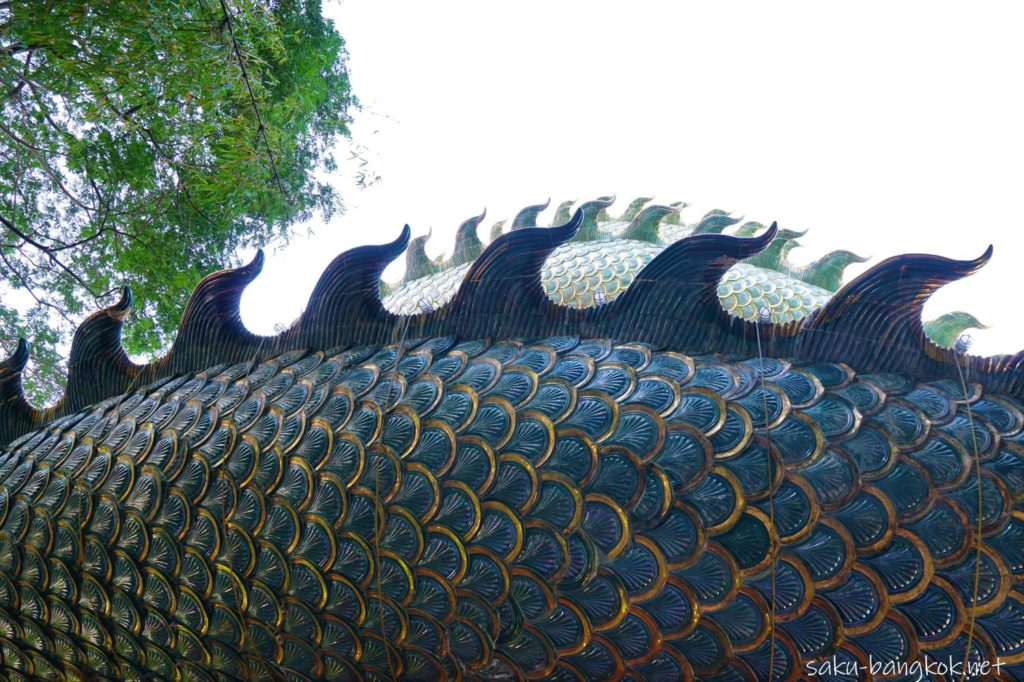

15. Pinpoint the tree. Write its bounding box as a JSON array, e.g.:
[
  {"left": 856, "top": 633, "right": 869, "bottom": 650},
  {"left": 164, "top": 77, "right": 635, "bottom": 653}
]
[{"left": 0, "top": 0, "right": 354, "bottom": 404}]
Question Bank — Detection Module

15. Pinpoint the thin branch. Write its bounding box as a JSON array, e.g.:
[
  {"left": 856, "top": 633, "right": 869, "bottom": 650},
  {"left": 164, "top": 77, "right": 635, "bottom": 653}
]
[
  {"left": 218, "top": 0, "right": 286, "bottom": 198},
  {"left": 0, "top": 213, "right": 103, "bottom": 298},
  {"left": 0, "top": 250, "right": 76, "bottom": 325},
  {"left": 3, "top": 49, "right": 32, "bottom": 99}
]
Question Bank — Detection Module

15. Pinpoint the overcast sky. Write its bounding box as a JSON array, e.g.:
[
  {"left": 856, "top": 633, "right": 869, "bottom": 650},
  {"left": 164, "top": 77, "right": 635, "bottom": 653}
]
[{"left": 239, "top": 1, "right": 1024, "bottom": 358}]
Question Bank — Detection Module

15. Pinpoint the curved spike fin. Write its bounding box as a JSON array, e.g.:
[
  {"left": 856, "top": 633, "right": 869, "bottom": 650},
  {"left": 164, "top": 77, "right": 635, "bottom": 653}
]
[
  {"left": 403, "top": 229, "right": 440, "bottom": 282},
  {"left": 606, "top": 224, "right": 780, "bottom": 345},
  {"left": 573, "top": 195, "right": 616, "bottom": 241},
  {"left": 551, "top": 200, "right": 575, "bottom": 226},
  {"left": 743, "top": 228, "right": 805, "bottom": 271},
  {"left": 449, "top": 209, "right": 486, "bottom": 267},
  {"left": 923, "top": 311, "right": 990, "bottom": 349},
  {"left": 296, "top": 226, "right": 410, "bottom": 349},
  {"left": 511, "top": 199, "right": 550, "bottom": 230},
  {"left": 662, "top": 201, "right": 688, "bottom": 225},
  {"left": 489, "top": 220, "right": 506, "bottom": 242},
  {"left": 797, "top": 246, "right": 993, "bottom": 375},
  {"left": 732, "top": 221, "right": 767, "bottom": 238},
  {"left": 440, "top": 210, "right": 583, "bottom": 337},
  {"left": 165, "top": 250, "right": 267, "bottom": 374},
  {"left": 691, "top": 210, "right": 742, "bottom": 235},
  {"left": 0, "top": 339, "right": 38, "bottom": 446},
  {"left": 619, "top": 196, "right": 654, "bottom": 221},
  {"left": 64, "top": 287, "right": 140, "bottom": 411},
  {"left": 798, "top": 249, "right": 871, "bottom": 291},
  {"left": 621, "top": 204, "right": 682, "bottom": 243}
]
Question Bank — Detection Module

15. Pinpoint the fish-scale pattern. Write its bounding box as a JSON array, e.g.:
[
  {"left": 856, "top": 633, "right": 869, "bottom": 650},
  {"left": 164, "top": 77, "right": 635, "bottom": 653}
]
[
  {"left": 719, "top": 263, "right": 832, "bottom": 323},
  {"left": 0, "top": 337, "right": 1022, "bottom": 680},
  {"left": 381, "top": 263, "right": 472, "bottom": 314},
  {"left": 384, "top": 238, "right": 834, "bottom": 320}
]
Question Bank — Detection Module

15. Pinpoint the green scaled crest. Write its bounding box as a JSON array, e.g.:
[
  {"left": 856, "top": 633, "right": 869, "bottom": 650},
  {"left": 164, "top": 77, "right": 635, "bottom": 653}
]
[{"left": 0, "top": 196, "right": 1012, "bottom": 448}]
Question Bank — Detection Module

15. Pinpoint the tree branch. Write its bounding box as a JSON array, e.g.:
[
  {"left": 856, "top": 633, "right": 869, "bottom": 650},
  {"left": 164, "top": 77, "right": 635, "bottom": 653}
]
[
  {"left": 0, "top": 212, "right": 104, "bottom": 298},
  {"left": 218, "top": 0, "right": 286, "bottom": 198}
]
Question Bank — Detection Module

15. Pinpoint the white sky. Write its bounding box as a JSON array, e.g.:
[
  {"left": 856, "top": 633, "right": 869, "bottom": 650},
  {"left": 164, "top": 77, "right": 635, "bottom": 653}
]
[{"left": 239, "top": 1, "right": 1024, "bottom": 358}]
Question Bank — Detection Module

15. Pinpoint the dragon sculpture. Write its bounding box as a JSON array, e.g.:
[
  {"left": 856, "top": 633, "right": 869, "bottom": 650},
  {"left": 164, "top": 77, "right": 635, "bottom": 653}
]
[{"left": 0, "top": 196, "right": 1020, "bottom": 681}]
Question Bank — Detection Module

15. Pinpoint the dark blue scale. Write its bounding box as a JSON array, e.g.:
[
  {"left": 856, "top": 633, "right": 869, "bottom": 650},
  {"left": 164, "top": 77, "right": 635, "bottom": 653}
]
[
  {"left": 547, "top": 355, "right": 595, "bottom": 387},
  {"left": 769, "top": 413, "right": 823, "bottom": 467},
  {"left": 800, "top": 363, "right": 853, "bottom": 389},
  {"left": 606, "top": 344, "right": 652, "bottom": 370},
  {"left": 563, "top": 393, "right": 617, "bottom": 442},
  {"left": 651, "top": 425, "right": 711, "bottom": 492},
  {"left": 458, "top": 359, "right": 502, "bottom": 393},
  {"left": 988, "top": 515, "right": 1024, "bottom": 578},
  {"left": 427, "top": 352, "right": 467, "bottom": 382},
  {"left": 716, "top": 511, "right": 771, "bottom": 572},
  {"left": 586, "top": 363, "right": 637, "bottom": 401},
  {"left": 515, "top": 522, "right": 568, "bottom": 580},
  {"left": 864, "top": 534, "right": 929, "bottom": 600},
  {"left": 487, "top": 367, "right": 538, "bottom": 407},
  {"left": 563, "top": 569, "right": 628, "bottom": 631},
  {"left": 941, "top": 412, "right": 997, "bottom": 460},
  {"left": 573, "top": 339, "right": 612, "bottom": 362},
  {"left": 739, "top": 636, "right": 799, "bottom": 682},
  {"left": 705, "top": 589, "right": 767, "bottom": 651},
  {"left": 720, "top": 439, "right": 779, "bottom": 500},
  {"left": 525, "top": 380, "right": 576, "bottom": 424},
  {"left": 689, "top": 362, "right": 742, "bottom": 397},
  {"left": 605, "top": 406, "right": 663, "bottom": 461},
  {"left": 566, "top": 637, "right": 621, "bottom": 681},
  {"left": 670, "top": 389, "right": 725, "bottom": 435},
  {"left": 907, "top": 432, "right": 970, "bottom": 491},
  {"left": 605, "top": 610, "right": 659, "bottom": 664},
  {"left": 544, "top": 431, "right": 597, "bottom": 485},
  {"left": 984, "top": 447, "right": 1024, "bottom": 498},
  {"left": 668, "top": 623, "right": 730, "bottom": 675},
  {"left": 488, "top": 456, "right": 537, "bottom": 512},
  {"left": 749, "top": 556, "right": 811, "bottom": 619},
  {"left": 448, "top": 438, "right": 495, "bottom": 491},
  {"left": 800, "top": 448, "right": 857, "bottom": 508},
  {"left": 709, "top": 406, "right": 752, "bottom": 458},
  {"left": 801, "top": 396, "right": 860, "bottom": 439},
  {"left": 971, "top": 396, "right": 1023, "bottom": 435},
  {"left": 754, "top": 478, "right": 815, "bottom": 541},
  {"left": 735, "top": 385, "right": 788, "bottom": 429},
  {"left": 389, "top": 466, "right": 436, "bottom": 520},
  {"left": 822, "top": 565, "right": 885, "bottom": 633},
  {"left": 948, "top": 470, "right": 1009, "bottom": 533},
  {"left": 873, "top": 458, "right": 935, "bottom": 521},
  {"left": 507, "top": 412, "right": 554, "bottom": 464},
  {"left": 399, "top": 376, "right": 442, "bottom": 415},
  {"left": 841, "top": 424, "right": 897, "bottom": 479},
  {"left": 641, "top": 352, "right": 694, "bottom": 384},
  {"left": 940, "top": 549, "right": 1007, "bottom": 613},
  {"left": 534, "top": 602, "right": 587, "bottom": 654},
  {"left": 609, "top": 540, "right": 664, "bottom": 599},
  {"left": 516, "top": 345, "right": 558, "bottom": 374},
  {"left": 779, "top": 599, "right": 841, "bottom": 659},
  {"left": 976, "top": 592, "right": 1024, "bottom": 662},
  {"left": 834, "top": 488, "right": 895, "bottom": 551},
  {"left": 682, "top": 471, "right": 739, "bottom": 532},
  {"left": 872, "top": 401, "right": 930, "bottom": 450},
  {"left": 787, "top": 521, "right": 852, "bottom": 586},
  {"left": 899, "top": 579, "right": 964, "bottom": 646},
  {"left": 769, "top": 369, "right": 822, "bottom": 408},
  {"left": 642, "top": 505, "right": 703, "bottom": 569}
]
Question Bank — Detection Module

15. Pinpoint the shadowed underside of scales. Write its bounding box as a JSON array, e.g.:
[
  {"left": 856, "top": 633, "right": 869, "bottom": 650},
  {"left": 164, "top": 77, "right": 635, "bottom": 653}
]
[{"left": 0, "top": 202, "right": 1023, "bottom": 681}]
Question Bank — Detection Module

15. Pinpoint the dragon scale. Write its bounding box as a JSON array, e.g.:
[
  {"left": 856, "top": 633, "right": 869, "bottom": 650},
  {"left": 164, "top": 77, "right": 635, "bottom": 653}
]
[{"left": 0, "top": 201, "right": 1022, "bottom": 681}]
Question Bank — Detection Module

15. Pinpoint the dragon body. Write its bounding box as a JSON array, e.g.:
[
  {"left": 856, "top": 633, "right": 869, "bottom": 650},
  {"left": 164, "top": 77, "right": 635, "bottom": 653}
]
[{"left": 0, "top": 200, "right": 1021, "bottom": 681}]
